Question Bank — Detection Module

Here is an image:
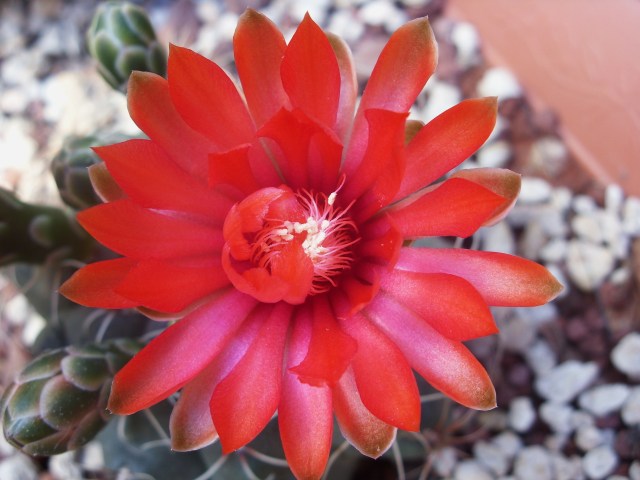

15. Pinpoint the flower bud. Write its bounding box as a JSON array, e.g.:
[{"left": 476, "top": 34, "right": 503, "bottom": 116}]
[{"left": 87, "top": 1, "right": 167, "bottom": 91}]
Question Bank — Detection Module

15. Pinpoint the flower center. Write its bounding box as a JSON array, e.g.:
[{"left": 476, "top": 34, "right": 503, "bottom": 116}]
[{"left": 222, "top": 185, "right": 359, "bottom": 304}]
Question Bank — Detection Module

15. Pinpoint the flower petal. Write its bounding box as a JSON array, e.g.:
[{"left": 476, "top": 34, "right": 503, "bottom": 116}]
[
  {"left": 108, "top": 290, "right": 256, "bottom": 414},
  {"left": 344, "top": 17, "right": 437, "bottom": 174},
  {"left": 259, "top": 108, "right": 342, "bottom": 192},
  {"left": 339, "top": 313, "right": 420, "bottom": 431},
  {"left": 279, "top": 308, "right": 332, "bottom": 480},
  {"left": 209, "top": 144, "right": 261, "bottom": 196},
  {"left": 281, "top": 14, "right": 340, "bottom": 129},
  {"left": 96, "top": 139, "right": 232, "bottom": 223},
  {"left": 233, "top": 9, "right": 290, "bottom": 128},
  {"left": 326, "top": 32, "right": 357, "bottom": 142},
  {"left": 333, "top": 368, "right": 396, "bottom": 459},
  {"left": 366, "top": 294, "right": 497, "bottom": 410},
  {"left": 342, "top": 109, "right": 407, "bottom": 220},
  {"left": 451, "top": 168, "right": 521, "bottom": 226},
  {"left": 396, "top": 97, "right": 498, "bottom": 200},
  {"left": 77, "top": 200, "right": 223, "bottom": 259},
  {"left": 59, "top": 258, "right": 137, "bottom": 309},
  {"left": 290, "top": 296, "right": 357, "bottom": 386},
  {"left": 211, "top": 303, "right": 292, "bottom": 453},
  {"left": 115, "top": 258, "right": 229, "bottom": 313},
  {"left": 170, "top": 304, "right": 272, "bottom": 451},
  {"left": 381, "top": 270, "right": 497, "bottom": 341},
  {"left": 167, "top": 45, "right": 255, "bottom": 150},
  {"left": 389, "top": 177, "right": 505, "bottom": 238},
  {"left": 127, "top": 72, "right": 214, "bottom": 179},
  {"left": 396, "top": 248, "right": 564, "bottom": 306}
]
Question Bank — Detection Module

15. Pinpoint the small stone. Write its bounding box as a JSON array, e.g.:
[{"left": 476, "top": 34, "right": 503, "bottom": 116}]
[
  {"left": 529, "top": 137, "right": 568, "bottom": 177},
  {"left": 545, "top": 432, "right": 569, "bottom": 452},
  {"left": 524, "top": 339, "right": 556, "bottom": 376},
  {"left": 566, "top": 240, "right": 615, "bottom": 291},
  {"left": 327, "top": 9, "right": 364, "bottom": 42},
  {"left": 478, "top": 410, "right": 509, "bottom": 431},
  {"left": 518, "top": 177, "right": 553, "bottom": 204},
  {"left": 535, "top": 360, "right": 599, "bottom": 404},
  {"left": 539, "top": 402, "right": 574, "bottom": 433},
  {"left": 551, "top": 187, "right": 573, "bottom": 213},
  {"left": 605, "top": 185, "right": 624, "bottom": 214},
  {"left": 0, "top": 455, "right": 39, "bottom": 480},
  {"left": 622, "top": 197, "right": 640, "bottom": 235},
  {"left": 514, "top": 446, "right": 553, "bottom": 480},
  {"left": 550, "top": 453, "right": 583, "bottom": 480},
  {"left": 420, "top": 78, "right": 462, "bottom": 123},
  {"left": 509, "top": 396, "right": 536, "bottom": 433},
  {"left": 575, "top": 425, "right": 606, "bottom": 452},
  {"left": 473, "top": 440, "right": 509, "bottom": 476},
  {"left": 539, "top": 238, "right": 568, "bottom": 264},
  {"left": 481, "top": 220, "right": 516, "bottom": 254},
  {"left": 451, "top": 21, "right": 480, "bottom": 68},
  {"left": 621, "top": 387, "right": 640, "bottom": 426},
  {"left": 578, "top": 384, "right": 631, "bottom": 417},
  {"left": 573, "top": 194, "right": 598, "bottom": 214},
  {"left": 570, "top": 410, "right": 595, "bottom": 430},
  {"left": 582, "top": 445, "right": 617, "bottom": 479},
  {"left": 433, "top": 446, "right": 458, "bottom": 477},
  {"left": 520, "top": 220, "right": 547, "bottom": 260},
  {"left": 492, "top": 431, "right": 523, "bottom": 459},
  {"left": 49, "top": 452, "right": 83, "bottom": 480},
  {"left": 611, "top": 333, "right": 640, "bottom": 378},
  {"left": 572, "top": 214, "right": 604, "bottom": 244},
  {"left": 498, "top": 313, "right": 536, "bottom": 353},
  {"left": 359, "top": 0, "right": 407, "bottom": 31},
  {"left": 453, "top": 459, "right": 493, "bottom": 480},
  {"left": 630, "top": 461, "right": 640, "bottom": 480},
  {"left": 477, "top": 67, "right": 522, "bottom": 99},
  {"left": 538, "top": 209, "right": 569, "bottom": 238},
  {"left": 477, "top": 140, "right": 512, "bottom": 168}
]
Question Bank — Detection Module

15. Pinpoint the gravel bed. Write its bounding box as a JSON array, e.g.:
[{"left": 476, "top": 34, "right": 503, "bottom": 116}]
[{"left": 1, "top": 1, "right": 638, "bottom": 479}]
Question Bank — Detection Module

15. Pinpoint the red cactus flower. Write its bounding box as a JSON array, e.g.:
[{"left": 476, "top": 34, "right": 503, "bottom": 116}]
[{"left": 61, "top": 10, "right": 561, "bottom": 479}]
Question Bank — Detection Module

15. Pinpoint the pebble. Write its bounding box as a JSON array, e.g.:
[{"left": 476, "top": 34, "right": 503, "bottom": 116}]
[
  {"left": 611, "top": 333, "right": 640, "bottom": 379},
  {"left": 524, "top": 339, "right": 556, "bottom": 376},
  {"left": 605, "top": 184, "right": 625, "bottom": 214},
  {"left": 539, "top": 402, "right": 574, "bottom": 433},
  {"left": 49, "top": 452, "right": 83, "bottom": 480},
  {"left": 481, "top": 220, "right": 516, "bottom": 254},
  {"left": 491, "top": 431, "right": 523, "bottom": 459},
  {"left": 509, "top": 396, "right": 536, "bottom": 433},
  {"left": 582, "top": 445, "right": 618, "bottom": 479},
  {"left": 622, "top": 197, "right": 640, "bottom": 235},
  {"left": 535, "top": 360, "right": 599, "bottom": 404},
  {"left": 570, "top": 410, "right": 596, "bottom": 430},
  {"left": 477, "top": 67, "right": 522, "bottom": 99},
  {"left": 630, "top": 461, "right": 640, "bottom": 480},
  {"left": 433, "top": 446, "right": 458, "bottom": 477},
  {"left": 572, "top": 214, "right": 604, "bottom": 244},
  {"left": 517, "top": 177, "right": 553, "bottom": 204},
  {"left": 520, "top": 220, "right": 547, "bottom": 260},
  {"left": 420, "top": 78, "right": 462, "bottom": 123},
  {"left": 477, "top": 140, "right": 512, "bottom": 168},
  {"left": 621, "top": 386, "right": 640, "bottom": 426},
  {"left": 327, "top": 9, "right": 365, "bottom": 42},
  {"left": 513, "top": 446, "right": 553, "bottom": 480},
  {"left": 573, "top": 194, "right": 598, "bottom": 214},
  {"left": 529, "top": 136, "right": 568, "bottom": 177},
  {"left": 549, "top": 453, "right": 584, "bottom": 480},
  {"left": 575, "top": 425, "right": 607, "bottom": 452},
  {"left": 451, "top": 21, "right": 480, "bottom": 68},
  {"left": 539, "top": 238, "right": 568, "bottom": 264},
  {"left": 0, "top": 455, "right": 39, "bottom": 480},
  {"left": 551, "top": 186, "right": 573, "bottom": 212},
  {"left": 453, "top": 459, "right": 493, "bottom": 480},
  {"left": 566, "top": 239, "right": 615, "bottom": 291},
  {"left": 473, "top": 440, "right": 509, "bottom": 476},
  {"left": 498, "top": 314, "right": 536, "bottom": 353},
  {"left": 359, "top": 0, "right": 407, "bottom": 32},
  {"left": 578, "top": 384, "right": 631, "bottom": 417}
]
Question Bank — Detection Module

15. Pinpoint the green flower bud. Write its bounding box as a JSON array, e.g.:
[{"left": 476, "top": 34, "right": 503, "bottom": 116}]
[
  {"left": 51, "top": 134, "right": 129, "bottom": 210},
  {"left": 0, "top": 188, "right": 93, "bottom": 266},
  {"left": 1, "top": 339, "right": 143, "bottom": 456},
  {"left": 87, "top": 1, "right": 167, "bottom": 91}
]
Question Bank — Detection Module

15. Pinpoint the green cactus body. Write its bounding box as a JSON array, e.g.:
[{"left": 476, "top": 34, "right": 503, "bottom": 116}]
[
  {"left": 1, "top": 339, "right": 142, "bottom": 456},
  {"left": 87, "top": 1, "right": 167, "bottom": 91}
]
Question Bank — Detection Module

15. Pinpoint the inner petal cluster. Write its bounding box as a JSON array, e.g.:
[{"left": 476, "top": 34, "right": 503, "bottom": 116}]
[{"left": 222, "top": 185, "right": 359, "bottom": 304}]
